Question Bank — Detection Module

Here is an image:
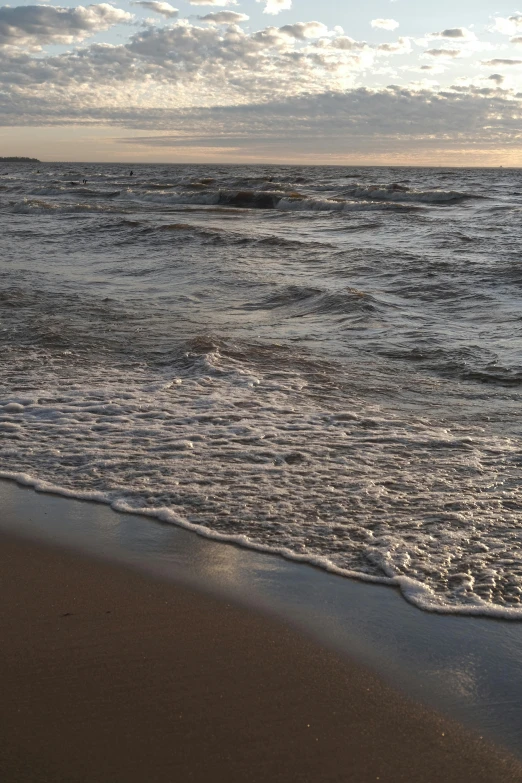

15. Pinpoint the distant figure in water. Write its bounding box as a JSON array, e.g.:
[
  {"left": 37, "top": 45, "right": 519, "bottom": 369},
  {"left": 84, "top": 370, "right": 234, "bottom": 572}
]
[
  {"left": 82, "top": 179, "right": 87, "bottom": 184},
  {"left": 129, "top": 170, "right": 134, "bottom": 176}
]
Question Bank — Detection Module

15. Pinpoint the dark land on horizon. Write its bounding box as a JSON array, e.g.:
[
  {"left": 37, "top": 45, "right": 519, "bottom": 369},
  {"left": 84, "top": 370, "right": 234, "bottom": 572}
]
[{"left": 0, "top": 157, "right": 40, "bottom": 162}]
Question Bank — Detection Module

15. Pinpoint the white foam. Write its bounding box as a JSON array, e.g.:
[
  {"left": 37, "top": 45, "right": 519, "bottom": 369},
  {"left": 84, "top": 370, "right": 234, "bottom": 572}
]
[
  {"left": 3, "top": 468, "right": 522, "bottom": 619},
  {"left": 10, "top": 198, "right": 114, "bottom": 214},
  {"left": 1, "top": 346, "right": 521, "bottom": 618},
  {"left": 278, "top": 196, "right": 417, "bottom": 212},
  {"left": 345, "top": 185, "right": 470, "bottom": 204}
]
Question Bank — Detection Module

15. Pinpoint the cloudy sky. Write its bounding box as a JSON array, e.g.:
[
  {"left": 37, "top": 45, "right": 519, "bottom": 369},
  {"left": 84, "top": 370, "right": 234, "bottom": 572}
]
[{"left": 1, "top": 0, "right": 522, "bottom": 163}]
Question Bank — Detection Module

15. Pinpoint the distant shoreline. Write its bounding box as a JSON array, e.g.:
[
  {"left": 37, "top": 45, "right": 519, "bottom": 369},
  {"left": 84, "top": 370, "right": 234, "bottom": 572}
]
[
  {"left": 0, "top": 159, "right": 518, "bottom": 169},
  {"left": 0, "top": 156, "right": 40, "bottom": 162}
]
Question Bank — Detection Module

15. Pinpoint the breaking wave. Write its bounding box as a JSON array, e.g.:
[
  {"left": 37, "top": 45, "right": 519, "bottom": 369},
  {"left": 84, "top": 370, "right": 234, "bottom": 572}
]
[
  {"left": 342, "top": 184, "right": 478, "bottom": 204},
  {"left": 9, "top": 198, "right": 121, "bottom": 214},
  {"left": 137, "top": 188, "right": 423, "bottom": 212}
]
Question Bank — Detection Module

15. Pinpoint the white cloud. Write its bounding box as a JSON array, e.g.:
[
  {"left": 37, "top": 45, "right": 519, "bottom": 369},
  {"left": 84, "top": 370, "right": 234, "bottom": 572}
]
[
  {"left": 199, "top": 11, "right": 248, "bottom": 23},
  {"left": 378, "top": 37, "right": 411, "bottom": 54},
  {"left": 0, "top": 10, "right": 521, "bottom": 164},
  {"left": 132, "top": 2, "right": 178, "bottom": 18},
  {"left": 418, "top": 30, "right": 492, "bottom": 59},
  {"left": 2, "top": 32, "right": 522, "bottom": 163},
  {"left": 0, "top": 20, "right": 374, "bottom": 116},
  {"left": 110, "top": 88, "right": 522, "bottom": 158},
  {"left": 330, "top": 36, "right": 367, "bottom": 51},
  {"left": 371, "top": 19, "right": 399, "bottom": 31},
  {"left": 257, "top": 0, "right": 291, "bottom": 16},
  {"left": 492, "top": 15, "right": 522, "bottom": 36},
  {"left": 188, "top": 0, "right": 237, "bottom": 6},
  {"left": 278, "top": 21, "right": 328, "bottom": 39},
  {"left": 0, "top": 4, "right": 132, "bottom": 48}
]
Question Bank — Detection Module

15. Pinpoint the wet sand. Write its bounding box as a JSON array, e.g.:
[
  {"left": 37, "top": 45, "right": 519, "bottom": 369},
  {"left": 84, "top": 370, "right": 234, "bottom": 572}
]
[{"left": 1, "top": 530, "right": 521, "bottom": 783}]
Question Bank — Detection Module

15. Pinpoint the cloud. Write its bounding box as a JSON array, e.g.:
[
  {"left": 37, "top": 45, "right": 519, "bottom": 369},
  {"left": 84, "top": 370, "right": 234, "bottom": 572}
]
[
  {"left": 199, "top": 11, "right": 248, "bottom": 23},
  {"left": 2, "top": 45, "right": 522, "bottom": 164},
  {"left": 132, "top": 1, "right": 178, "bottom": 18},
  {"left": 257, "top": 0, "right": 291, "bottom": 16},
  {"left": 431, "top": 27, "right": 474, "bottom": 40},
  {"left": 188, "top": 0, "right": 237, "bottom": 6},
  {"left": 377, "top": 37, "right": 411, "bottom": 54},
  {"left": 418, "top": 28, "right": 491, "bottom": 58},
  {"left": 0, "top": 4, "right": 132, "bottom": 47},
  {"left": 481, "top": 58, "right": 522, "bottom": 66},
  {"left": 330, "top": 36, "right": 367, "bottom": 51},
  {"left": 371, "top": 19, "right": 399, "bottom": 31},
  {"left": 278, "top": 21, "right": 328, "bottom": 39},
  {"left": 0, "top": 20, "right": 375, "bottom": 117},
  {"left": 492, "top": 15, "right": 522, "bottom": 36},
  {"left": 0, "top": 11, "right": 521, "bottom": 165},
  {"left": 425, "top": 48, "right": 461, "bottom": 58},
  {"left": 109, "top": 87, "right": 522, "bottom": 159}
]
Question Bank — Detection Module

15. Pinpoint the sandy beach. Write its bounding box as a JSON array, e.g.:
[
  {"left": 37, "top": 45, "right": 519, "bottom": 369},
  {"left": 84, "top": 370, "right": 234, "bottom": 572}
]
[{"left": 1, "top": 528, "right": 521, "bottom": 783}]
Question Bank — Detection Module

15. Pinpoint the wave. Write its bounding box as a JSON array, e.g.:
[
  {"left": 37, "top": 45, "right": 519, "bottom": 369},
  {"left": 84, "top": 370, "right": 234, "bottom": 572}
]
[
  {"left": 342, "top": 184, "right": 477, "bottom": 204},
  {"left": 136, "top": 188, "right": 422, "bottom": 213},
  {"left": 136, "top": 182, "right": 177, "bottom": 190},
  {"left": 4, "top": 468, "right": 522, "bottom": 620},
  {"left": 3, "top": 161, "right": 522, "bottom": 620},
  {"left": 1, "top": 335, "right": 522, "bottom": 620},
  {"left": 9, "top": 198, "right": 121, "bottom": 214},
  {"left": 8, "top": 179, "right": 440, "bottom": 213},
  {"left": 379, "top": 344, "right": 522, "bottom": 386},
  {"left": 251, "top": 235, "right": 336, "bottom": 249},
  {"left": 459, "top": 365, "right": 522, "bottom": 386},
  {"left": 111, "top": 220, "right": 336, "bottom": 250},
  {"left": 29, "top": 185, "right": 121, "bottom": 198},
  {"left": 242, "top": 285, "right": 379, "bottom": 315},
  {"left": 140, "top": 221, "right": 223, "bottom": 235},
  {"left": 277, "top": 195, "right": 420, "bottom": 212}
]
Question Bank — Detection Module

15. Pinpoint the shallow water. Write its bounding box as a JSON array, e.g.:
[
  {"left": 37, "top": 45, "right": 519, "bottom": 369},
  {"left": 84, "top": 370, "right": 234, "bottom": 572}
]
[{"left": 1, "top": 162, "right": 522, "bottom": 616}]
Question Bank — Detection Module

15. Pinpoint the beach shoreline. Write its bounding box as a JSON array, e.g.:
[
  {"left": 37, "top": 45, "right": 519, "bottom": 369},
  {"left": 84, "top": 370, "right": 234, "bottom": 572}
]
[
  {"left": 2, "top": 525, "right": 522, "bottom": 782},
  {"left": 2, "top": 478, "right": 522, "bottom": 772}
]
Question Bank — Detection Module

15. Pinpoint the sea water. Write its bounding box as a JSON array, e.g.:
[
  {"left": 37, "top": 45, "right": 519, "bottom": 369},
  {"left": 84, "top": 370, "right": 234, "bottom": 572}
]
[{"left": 1, "top": 162, "right": 521, "bottom": 616}]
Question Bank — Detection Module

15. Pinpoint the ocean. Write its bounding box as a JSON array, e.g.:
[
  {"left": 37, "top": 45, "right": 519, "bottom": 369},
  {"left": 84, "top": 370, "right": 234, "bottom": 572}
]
[{"left": 1, "top": 162, "right": 521, "bottom": 617}]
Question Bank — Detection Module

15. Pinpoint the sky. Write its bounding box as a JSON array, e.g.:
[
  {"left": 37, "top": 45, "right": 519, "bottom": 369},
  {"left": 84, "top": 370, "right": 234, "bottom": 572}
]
[{"left": 1, "top": 0, "right": 522, "bottom": 163}]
